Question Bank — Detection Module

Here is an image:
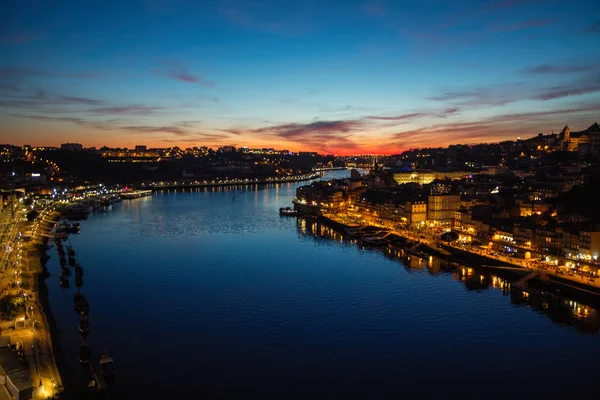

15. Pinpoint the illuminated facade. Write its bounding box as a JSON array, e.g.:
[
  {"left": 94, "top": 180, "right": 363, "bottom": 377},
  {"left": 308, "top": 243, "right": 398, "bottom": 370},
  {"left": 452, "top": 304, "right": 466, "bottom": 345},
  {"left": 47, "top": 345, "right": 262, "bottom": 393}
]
[
  {"left": 427, "top": 194, "right": 460, "bottom": 226},
  {"left": 393, "top": 171, "right": 478, "bottom": 186}
]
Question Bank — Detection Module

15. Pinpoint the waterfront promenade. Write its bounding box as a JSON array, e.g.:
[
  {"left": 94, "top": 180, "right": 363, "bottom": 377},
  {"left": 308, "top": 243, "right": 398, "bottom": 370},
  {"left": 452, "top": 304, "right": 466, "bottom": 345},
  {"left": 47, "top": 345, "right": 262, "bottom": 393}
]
[
  {"left": 0, "top": 206, "right": 62, "bottom": 399},
  {"left": 145, "top": 172, "right": 322, "bottom": 190},
  {"left": 320, "top": 212, "right": 600, "bottom": 294}
]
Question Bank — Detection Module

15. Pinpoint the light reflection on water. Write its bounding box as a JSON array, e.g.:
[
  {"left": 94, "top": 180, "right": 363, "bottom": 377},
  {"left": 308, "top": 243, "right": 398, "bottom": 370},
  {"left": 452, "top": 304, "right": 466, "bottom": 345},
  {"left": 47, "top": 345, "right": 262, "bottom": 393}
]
[{"left": 45, "top": 170, "right": 600, "bottom": 399}]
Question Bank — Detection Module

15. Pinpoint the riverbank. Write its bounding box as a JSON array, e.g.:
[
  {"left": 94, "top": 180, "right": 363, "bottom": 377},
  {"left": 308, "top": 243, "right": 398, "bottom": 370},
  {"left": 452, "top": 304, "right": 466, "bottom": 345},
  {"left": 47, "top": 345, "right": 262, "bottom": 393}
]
[
  {"left": 28, "top": 211, "right": 66, "bottom": 398},
  {"left": 314, "top": 213, "right": 600, "bottom": 306},
  {"left": 147, "top": 172, "right": 322, "bottom": 190}
]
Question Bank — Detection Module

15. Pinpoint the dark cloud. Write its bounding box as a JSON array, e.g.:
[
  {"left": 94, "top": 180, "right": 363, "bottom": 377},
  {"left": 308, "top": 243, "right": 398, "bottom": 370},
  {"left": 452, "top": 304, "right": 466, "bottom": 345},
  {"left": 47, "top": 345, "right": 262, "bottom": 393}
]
[
  {"left": 366, "top": 108, "right": 461, "bottom": 122},
  {"left": 491, "top": 18, "right": 554, "bottom": 32},
  {"left": 0, "top": 67, "right": 46, "bottom": 78},
  {"left": 8, "top": 114, "right": 113, "bottom": 130},
  {"left": 91, "top": 105, "right": 164, "bottom": 115},
  {"left": 255, "top": 120, "right": 362, "bottom": 138},
  {"left": 219, "top": 1, "right": 315, "bottom": 37},
  {"left": 122, "top": 125, "right": 191, "bottom": 136},
  {"left": 389, "top": 103, "right": 600, "bottom": 146},
  {"left": 522, "top": 64, "right": 595, "bottom": 74},
  {"left": 585, "top": 20, "right": 600, "bottom": 34},
  {"left": 218, "top": 128, "right": 244, "bottom": 135},
  {"left": 176, "top": 120, "right": 203, "bottom": 128},
  {"left": 252, "top": 120, "right": 363, "bottom": 152},
  {"left": 155, "top": 60, "right": 215, "bottom": 87},
  {"left": 531, "top": 84, "right": 600, "bottom": 100},
  {"left": 0, "top": 67, "right": 100, "bottom": 80},
  {"left": 366, "top": 113, "right": 427, "bottom": 121},
  {"left": 0, "top": 83, "right": 20, "bottom": 92},
  {"left": 429, "top": 87, "right": 514, "bottom": 106},
  {"left": 430, "top": 77, "right": 600, "bottom": 106},
  {"left": 59, "top": 96, "right": 104, "bottom": 105},
  {"left": 0, "top": 90, "right": 105, "bottom": 110},
  {"left": 0, "top": 33, "right": 44, "bottom": 45},
  {"left": 364, "top": 0, "right": 387, "bottom": 16}
]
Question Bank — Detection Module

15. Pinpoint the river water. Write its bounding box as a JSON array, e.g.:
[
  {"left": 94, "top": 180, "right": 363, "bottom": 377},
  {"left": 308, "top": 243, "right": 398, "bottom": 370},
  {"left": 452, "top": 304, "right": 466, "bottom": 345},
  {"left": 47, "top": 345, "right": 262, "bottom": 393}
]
[{"left": 45, "top": 170, "right": 600, "bottom": 399}]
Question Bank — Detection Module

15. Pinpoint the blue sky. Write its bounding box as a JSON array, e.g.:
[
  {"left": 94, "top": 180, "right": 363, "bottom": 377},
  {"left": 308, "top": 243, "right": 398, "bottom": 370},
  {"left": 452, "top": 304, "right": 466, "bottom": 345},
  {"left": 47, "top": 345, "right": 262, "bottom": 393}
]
[{"left": 1, "top": 0, "right": 599, "bottom": 154}]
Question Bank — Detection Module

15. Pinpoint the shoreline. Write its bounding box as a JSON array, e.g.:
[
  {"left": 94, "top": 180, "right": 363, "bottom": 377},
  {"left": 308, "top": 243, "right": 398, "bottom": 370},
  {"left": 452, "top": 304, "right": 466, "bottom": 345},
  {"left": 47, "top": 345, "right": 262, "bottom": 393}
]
[
  {"left": 146, "top": 172, "right": 323, "bottom": 190},
  {"left": 313, "top": 214, "right": 600, "bottom": 307},
  {"left": 29, "top": 211, "right": 72, "bottom": 398}
]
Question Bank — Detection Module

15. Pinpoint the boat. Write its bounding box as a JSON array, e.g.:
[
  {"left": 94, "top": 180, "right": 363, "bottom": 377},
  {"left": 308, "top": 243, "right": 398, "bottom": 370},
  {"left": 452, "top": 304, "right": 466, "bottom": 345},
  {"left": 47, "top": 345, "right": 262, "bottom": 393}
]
[
  {"left": 67, "top": 222, "right": 80, "bottom": 234},
  {"left": 79, "top": 340, "right": 91, "bottom": 364},
  {"left": 59, "top": 255, "right": 67, "bottom": 267},
  {"left": 279, "top": 207, "right": 298, "bottom": 216},
  {"left": 79, "top": 316, "right": 91, "bottom": 336},
  {"left": 61, "top": 265, "right": 71, "bottom": 276},
  {"left": 74, "top": 292, "right": 89, "bottom": 315},
  {"left": 99, "top": 351, "right": 115, "bottom": 381},
  {"left": 67, "top": 246, "right": 75, "bottom": 258}
]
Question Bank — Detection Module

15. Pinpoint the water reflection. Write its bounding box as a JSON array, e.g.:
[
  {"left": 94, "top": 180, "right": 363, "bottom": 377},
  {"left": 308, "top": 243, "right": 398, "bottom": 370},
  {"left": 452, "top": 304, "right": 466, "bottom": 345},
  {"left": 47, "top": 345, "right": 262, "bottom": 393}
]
[{"left": 296, "top": 217, "right": 600, "bottom": 334}]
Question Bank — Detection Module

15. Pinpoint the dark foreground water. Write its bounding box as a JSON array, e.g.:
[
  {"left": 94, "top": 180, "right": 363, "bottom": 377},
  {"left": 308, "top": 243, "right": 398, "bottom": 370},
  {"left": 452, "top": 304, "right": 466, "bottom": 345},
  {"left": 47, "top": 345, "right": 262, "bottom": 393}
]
[{"left": 46, "top": 171, "right": 600, "bottom": 399}]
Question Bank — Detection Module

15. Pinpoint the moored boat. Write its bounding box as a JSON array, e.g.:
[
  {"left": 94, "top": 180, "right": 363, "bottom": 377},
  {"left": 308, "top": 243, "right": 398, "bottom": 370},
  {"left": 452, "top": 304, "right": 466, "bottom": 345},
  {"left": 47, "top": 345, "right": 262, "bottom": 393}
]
[
  {"left": 279, "top": 207, "right": 298, "bottom": 216},
  {"left": 79, "top": 340, "right": 91, "bottom": 364},
  {"left": 74, "top": 292, "right": 89, "bottom": 315},
  {"left": 79, "top": 316, "right": 91, "bottom": 336},
  {"left": 99, "top": 351, "right": 115, "bottom": 381}
]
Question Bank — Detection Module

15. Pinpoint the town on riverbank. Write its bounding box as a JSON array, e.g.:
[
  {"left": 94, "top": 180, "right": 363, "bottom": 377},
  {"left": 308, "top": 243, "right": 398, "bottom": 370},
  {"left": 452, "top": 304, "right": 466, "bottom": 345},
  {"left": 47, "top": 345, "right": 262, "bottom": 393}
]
[{"left": 290, "top": 124, "right": 600, "bottom": 301}]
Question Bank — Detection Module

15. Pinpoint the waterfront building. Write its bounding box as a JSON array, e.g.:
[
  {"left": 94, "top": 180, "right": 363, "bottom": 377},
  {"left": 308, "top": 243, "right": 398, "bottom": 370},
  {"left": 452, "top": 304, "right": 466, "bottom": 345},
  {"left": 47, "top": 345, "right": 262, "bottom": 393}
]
[
  {"left": 427, "top": 194, "right": 461, "bottom": 226},
  {"left": 393, "top": 170, "right": 478, "bottom": 186},
  {"left": 404, "top": 201, "right": 427, "bottom": 226},
  {"left": 0, "top": 347, "right": 33, "bottom": 400}
]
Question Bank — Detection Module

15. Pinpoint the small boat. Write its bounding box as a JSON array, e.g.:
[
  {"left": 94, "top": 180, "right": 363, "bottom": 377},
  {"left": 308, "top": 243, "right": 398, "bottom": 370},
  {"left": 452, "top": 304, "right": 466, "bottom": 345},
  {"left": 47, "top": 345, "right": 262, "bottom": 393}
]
[
  {"left": 100, "top": 351, "right": 115, "bottom": 381},
  {"left": 79, "top": 340, "right": 91, "bottom": 364},
  {"left": 59, "top": 275, "right": 70, "bottom": 289},
  {"left": 61, "top": 265, "right": 71, "bottom": 276},
  {"left": 79, "top": 316, "right": 91, "bottom": 336},
  {"left": 59, "top": 255, "right": 67, "bottom": 267},
  {"left": 279, "top": 207, "right": 298, "bottom": 216},
  {"left": 67, "top": 246, "right": 75, "bottom": 258},
  {"left": 73, "top": 292, "right": 89, "bottom": 315},
  {"left": 68, "top": 255, "right": 76, "bottom": 267}
]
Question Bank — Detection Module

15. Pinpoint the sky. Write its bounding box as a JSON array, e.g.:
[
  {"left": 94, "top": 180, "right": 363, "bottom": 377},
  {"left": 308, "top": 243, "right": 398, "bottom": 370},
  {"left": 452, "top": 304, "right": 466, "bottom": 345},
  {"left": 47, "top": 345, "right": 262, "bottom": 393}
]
[{"left": 1, "top": 0, "right": 599, "bottom": 154}]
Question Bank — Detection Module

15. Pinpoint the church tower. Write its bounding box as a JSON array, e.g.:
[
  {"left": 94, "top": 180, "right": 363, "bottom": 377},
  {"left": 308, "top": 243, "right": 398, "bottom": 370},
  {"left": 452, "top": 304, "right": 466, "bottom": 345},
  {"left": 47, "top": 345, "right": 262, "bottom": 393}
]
[
  {"left": 559, "top": 125, "right": 570, "bottom": 150},
  {"left": 559, "top": 125, "right": 570, "bottom": 142}
]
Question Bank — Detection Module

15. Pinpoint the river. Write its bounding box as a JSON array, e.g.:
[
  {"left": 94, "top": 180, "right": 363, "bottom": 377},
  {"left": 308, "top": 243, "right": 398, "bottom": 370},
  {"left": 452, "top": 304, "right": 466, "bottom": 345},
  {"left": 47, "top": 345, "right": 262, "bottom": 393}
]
[{"left": 45, "top": 170, "right": 600, "bottom": 399}]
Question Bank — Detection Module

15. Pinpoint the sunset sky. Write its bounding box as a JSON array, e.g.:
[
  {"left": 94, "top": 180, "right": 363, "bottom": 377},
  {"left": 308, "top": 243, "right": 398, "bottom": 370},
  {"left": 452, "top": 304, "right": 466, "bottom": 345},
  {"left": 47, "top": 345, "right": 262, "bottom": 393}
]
[{"left": 1, "top": 0, "right": 599, "bottom": 154}]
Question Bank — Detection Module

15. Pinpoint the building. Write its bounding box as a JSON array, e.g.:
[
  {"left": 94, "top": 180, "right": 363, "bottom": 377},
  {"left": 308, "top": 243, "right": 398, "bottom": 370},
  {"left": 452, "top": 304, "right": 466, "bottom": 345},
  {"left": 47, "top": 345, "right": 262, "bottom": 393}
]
[
  {"left": 393, "top": 170, "right": 478, "bottom": 186},
  {"left": 404, "top": 201, "right": 427, "bottom": 226},
  {"left": 428, "top": 194, "right": 460, "bottom": 226},
  {"left": 558, "top": 123, "right": 600, "bottom": 152},
  {"left": 60, "top": 143, "right": 83, "bottom": 151},
  {"left": 0, "top": 346, "right": 33, "bottom": 400}
]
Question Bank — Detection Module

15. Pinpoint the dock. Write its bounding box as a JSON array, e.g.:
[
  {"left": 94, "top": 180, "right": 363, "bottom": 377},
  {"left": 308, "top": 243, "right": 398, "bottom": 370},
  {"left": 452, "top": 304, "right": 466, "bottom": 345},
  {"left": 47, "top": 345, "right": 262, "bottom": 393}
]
[{"left": 120, "top": 190, "right": 153, "bottom": 199}]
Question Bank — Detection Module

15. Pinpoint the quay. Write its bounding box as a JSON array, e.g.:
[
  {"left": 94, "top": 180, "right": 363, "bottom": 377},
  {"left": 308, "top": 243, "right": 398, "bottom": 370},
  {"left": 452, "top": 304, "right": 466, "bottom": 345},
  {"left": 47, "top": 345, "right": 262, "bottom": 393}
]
[
  {"left": 304, "top": 212, "right": 600, "bottom": 304},
  {"left": 148, "top": 173, "right": 321, "bottom": 190},
  {"left": 120, "top": 190, "right": 153, "bottom": 199}
]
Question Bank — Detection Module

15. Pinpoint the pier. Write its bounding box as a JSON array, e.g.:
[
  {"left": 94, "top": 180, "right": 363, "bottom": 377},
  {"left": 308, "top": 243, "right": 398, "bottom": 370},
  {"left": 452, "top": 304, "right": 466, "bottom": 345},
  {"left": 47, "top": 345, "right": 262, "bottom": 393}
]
[{"left": 120, "top": 190, "right": 153, "bottom": 199}]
